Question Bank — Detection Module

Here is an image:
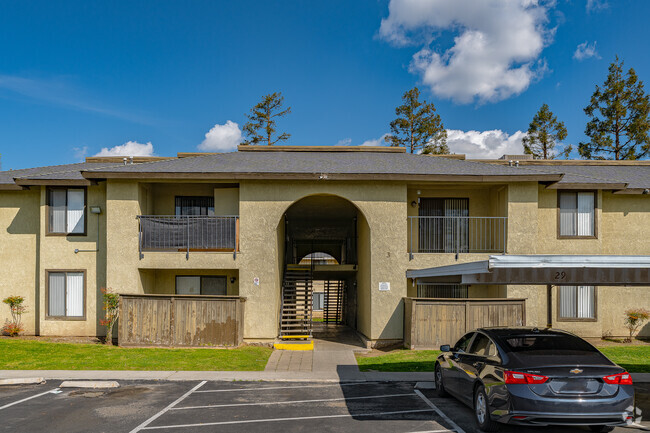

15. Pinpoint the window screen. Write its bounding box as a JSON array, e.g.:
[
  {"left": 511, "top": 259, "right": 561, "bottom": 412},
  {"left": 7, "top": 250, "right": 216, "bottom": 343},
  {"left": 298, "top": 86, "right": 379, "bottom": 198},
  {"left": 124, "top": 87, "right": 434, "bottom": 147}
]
[
  {"left": 559, "top": 192, "right": 595, "bottom": 237},
  {"left": 175, "top": 197, "right": 215, "bottom": 216},
  {"left": 559, "top": 285, "right": 595, "bottom": 319},
  {"left": 417, "top": 284, "right": 468, "bottom": 298},
  {"left": 48, "top": 272, "right": 84, "bottom": 317}
]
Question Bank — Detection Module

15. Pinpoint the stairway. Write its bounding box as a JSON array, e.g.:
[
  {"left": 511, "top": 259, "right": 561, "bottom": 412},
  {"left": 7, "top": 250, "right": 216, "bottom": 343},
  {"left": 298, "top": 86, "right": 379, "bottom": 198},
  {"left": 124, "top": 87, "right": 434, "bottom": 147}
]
[
  {"left": 324, "top": 280, "right": 344, "bottom": 324},
  {"left": 279, "top": 265, "right": 313, "bottom": 342}
]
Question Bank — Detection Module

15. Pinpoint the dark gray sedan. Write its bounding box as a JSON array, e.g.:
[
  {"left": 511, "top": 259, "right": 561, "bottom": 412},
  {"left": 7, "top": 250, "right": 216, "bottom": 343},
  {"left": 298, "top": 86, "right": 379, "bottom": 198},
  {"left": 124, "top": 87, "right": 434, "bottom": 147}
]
[{"left": 434, "top": 327, "right": 635, "bottom": 432}]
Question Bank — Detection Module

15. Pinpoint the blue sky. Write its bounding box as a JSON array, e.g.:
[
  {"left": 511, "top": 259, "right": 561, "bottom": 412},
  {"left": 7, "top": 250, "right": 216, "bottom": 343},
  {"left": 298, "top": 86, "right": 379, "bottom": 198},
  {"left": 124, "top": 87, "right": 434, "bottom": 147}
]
[{"left": 1, "top": 0, "right": 649, "bottom": 169}]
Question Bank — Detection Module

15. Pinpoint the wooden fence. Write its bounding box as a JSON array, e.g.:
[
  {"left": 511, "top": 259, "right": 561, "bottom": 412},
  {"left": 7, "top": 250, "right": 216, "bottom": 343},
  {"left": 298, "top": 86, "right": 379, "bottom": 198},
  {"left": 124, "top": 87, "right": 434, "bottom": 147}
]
[
  {"left": 118, "top": 294, "right": 245, "bottom": 347},
  {"left": 403, "top": 298, "right": 525, "bottom": 350}
]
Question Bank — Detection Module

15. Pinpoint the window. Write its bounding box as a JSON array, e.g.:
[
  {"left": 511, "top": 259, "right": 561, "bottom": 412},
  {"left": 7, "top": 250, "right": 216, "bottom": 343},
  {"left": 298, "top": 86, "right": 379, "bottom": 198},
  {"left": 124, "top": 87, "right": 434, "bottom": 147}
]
[
  {"left": 454, "top": 332, "right": 475, "bottom": 353},
  {"left": 558, "top": 285, "right": 596, "bottom": 320},
  {"left": 418, "top": 198, "right": 469, "bottom": 252},
  {"left": 47, "top": 188, "right": 86, "bottom": 234},
  {"left": 313, "top": 292, "right": 325, "bottom": 311},
  {"left": 47, "top": 271, "right": 85, "bottom": 319},
  {"left": 468, "top": 333, "right": 494, "bottom": 357},
  {"left": 558, "top": 191, "right": 595, "bottom": 237},
  {"left": 175, "top": 196, "right": 214, "bottom": 216},
  {"left": 417, "top": 284, "right": 468, "bottom": 298},
  {"left": 175, "top": 276, "right": 226, "bottom": 295}
]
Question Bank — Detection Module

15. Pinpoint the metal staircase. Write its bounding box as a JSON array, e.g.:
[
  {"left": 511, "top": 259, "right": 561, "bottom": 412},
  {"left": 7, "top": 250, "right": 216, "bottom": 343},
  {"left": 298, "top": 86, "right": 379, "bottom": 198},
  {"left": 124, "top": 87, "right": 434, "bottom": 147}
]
[
  {"left": 279, "top": 264, "right": 313, "bottom": 339},
  {"left": 324, "top": 280, "right": 344, "bottom": 324}
]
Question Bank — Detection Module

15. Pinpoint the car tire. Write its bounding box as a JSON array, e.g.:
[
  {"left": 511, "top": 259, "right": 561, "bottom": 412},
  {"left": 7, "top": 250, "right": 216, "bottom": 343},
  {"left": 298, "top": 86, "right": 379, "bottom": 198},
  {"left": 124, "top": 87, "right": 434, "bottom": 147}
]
[
  {"left": 589, "top": 426, "right": 615, "bottom": 433},
  {"left": 434, "top": 363, "right": 448, "bottom": 397},
  {"left": 474, "top": 385, "right": 499, "bottom": 432}
]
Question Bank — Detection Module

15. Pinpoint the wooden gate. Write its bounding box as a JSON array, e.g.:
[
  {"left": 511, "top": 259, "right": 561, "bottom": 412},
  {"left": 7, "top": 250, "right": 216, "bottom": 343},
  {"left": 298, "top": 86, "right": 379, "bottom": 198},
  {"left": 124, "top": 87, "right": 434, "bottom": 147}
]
[
  {"left": 403, "top": 298, "right": 526, "bottom": 349},
  {"left": 118, "top": 294, "right": 245, "bottom": 347}
]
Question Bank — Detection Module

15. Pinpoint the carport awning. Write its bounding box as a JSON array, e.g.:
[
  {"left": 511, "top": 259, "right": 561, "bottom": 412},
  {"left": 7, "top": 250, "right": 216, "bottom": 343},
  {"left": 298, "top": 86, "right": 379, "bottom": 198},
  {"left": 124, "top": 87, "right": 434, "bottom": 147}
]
[{"left": 406, "top": 255, "right": 650, "bottom": 286}]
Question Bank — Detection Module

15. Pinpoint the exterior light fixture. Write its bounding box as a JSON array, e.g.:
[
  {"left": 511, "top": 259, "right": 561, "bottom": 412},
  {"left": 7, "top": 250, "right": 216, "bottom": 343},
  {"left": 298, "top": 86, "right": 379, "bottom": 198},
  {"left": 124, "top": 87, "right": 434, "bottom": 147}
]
[
  {"left": 411, "top": 200, "right": 418, "bottom": 208},
  {"left": 643, "top": 189, "right": 649, "bottom": 195},
  {"left": 90, "top": 206, "right": 102, "bottom": 214},
  {"left": 230, "top": 277, "right": 237, "bottom": 284}
]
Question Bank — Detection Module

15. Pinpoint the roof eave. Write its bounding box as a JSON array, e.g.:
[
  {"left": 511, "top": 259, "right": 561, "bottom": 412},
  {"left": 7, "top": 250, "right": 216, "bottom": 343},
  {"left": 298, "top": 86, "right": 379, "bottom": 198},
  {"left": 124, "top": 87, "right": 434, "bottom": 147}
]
[
  {"left": 545, "top": 182, "right": 629, "bottom": 190},
  {"left": 14, "top": 178, "right": 91, "bottom": 187}
]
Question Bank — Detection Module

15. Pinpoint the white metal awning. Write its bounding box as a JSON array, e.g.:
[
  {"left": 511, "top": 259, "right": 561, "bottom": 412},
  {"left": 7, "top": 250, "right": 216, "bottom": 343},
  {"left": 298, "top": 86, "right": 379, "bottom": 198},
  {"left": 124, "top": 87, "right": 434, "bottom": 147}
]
[{"left": 406, "top": 255, "right": 650, "bottom": 286}]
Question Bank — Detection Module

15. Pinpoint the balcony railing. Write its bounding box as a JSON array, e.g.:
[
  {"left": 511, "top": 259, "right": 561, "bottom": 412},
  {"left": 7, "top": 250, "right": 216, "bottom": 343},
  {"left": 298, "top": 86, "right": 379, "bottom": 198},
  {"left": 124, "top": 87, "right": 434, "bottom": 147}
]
[
  {"left": 408, "top": 216, "right": 506, "bottom": 257},
  {"left": 137, "top": 215, "right": 239, "bottom": 259}
]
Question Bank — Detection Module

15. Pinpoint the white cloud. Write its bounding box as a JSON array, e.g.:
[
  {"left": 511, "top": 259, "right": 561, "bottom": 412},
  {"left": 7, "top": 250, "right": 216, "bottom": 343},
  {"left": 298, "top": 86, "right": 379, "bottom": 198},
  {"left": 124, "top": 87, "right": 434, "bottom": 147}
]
[
  {"left": 198, "top": 120, "right": 242, "bottom": 152},
  {"left": 72, "top": 146, "right": 88, "bottom": 161},
  {"left": 573, "top": 41, "right": 600, "bottom": 61},
  {"left": 95, "top": 141, "right": 155, "bottom": 157},
  {"left": 586, "top": 0, "right": 608, "bottom": 12},
  {"left": 379, "top": 0, "right": 553, "bottom": 104},
  {"left": 361, "top": 134, "right": 389, "bottom": 146},
  {"left": 336, "top": 138, "right": 352, "bottom": 146},
  {"left": 446, "top": 129, "right": 526, "bottom": 159}
]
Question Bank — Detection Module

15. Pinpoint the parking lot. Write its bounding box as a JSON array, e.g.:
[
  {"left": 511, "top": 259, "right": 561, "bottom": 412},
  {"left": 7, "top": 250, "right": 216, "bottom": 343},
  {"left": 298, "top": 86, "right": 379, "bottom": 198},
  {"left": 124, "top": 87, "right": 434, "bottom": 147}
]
[{"left": 1, "top": 380, "right": 648, "bottom": 433}]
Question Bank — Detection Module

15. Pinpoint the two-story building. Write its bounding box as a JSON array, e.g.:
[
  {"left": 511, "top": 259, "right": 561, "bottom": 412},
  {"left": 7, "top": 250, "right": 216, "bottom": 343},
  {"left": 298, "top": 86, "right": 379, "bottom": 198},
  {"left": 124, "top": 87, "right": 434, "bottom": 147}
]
[{"left": 1, "top": 145, "right": 649, "bottom": 347}]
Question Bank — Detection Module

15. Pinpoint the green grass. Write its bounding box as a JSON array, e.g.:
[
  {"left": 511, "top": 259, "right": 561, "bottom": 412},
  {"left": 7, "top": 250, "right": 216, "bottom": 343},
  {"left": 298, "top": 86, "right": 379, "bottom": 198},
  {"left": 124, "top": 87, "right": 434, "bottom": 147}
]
[
  {"left": 356, "top": 346, "right": 650, "bottom": 373},
  {"left": 0, "top": 339, "right": 273, "bottom": 371}
]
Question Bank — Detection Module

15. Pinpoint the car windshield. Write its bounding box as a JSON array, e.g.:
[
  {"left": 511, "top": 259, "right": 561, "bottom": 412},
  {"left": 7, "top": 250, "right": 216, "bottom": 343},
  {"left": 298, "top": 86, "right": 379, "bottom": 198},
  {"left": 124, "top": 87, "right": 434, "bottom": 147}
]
[{"left": 501, "top": 334, "right": 599, "bottom": 356}]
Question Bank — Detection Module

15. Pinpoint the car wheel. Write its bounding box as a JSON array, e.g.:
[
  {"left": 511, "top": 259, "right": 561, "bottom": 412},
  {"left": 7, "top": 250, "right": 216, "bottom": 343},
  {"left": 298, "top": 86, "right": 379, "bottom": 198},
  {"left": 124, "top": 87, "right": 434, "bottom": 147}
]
[
  {"left": 589, "top": 426, "right": 614, "bottom": 433},
  {"left": 474, "top": 385, "right": 499, "bottom": 432},
  {"left": 434, "top": 363, "right": 448, "bottom": 397}
]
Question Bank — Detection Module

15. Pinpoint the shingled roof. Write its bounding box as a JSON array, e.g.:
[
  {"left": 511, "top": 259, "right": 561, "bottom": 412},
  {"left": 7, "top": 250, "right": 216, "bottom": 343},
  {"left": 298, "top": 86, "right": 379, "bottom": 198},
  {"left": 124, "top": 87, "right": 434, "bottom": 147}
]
[
  {"left": 81, "top": 151, "right": 563, "bottom": 182},
  {"left": 0, "top": 162, "right": 123, "bottom": 190}
]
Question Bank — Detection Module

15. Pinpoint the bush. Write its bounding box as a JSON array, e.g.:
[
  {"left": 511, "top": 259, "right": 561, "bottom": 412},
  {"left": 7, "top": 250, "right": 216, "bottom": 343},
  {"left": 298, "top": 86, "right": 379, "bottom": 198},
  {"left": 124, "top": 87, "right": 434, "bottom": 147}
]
[
  {"left": 100, "top": 288, "right": 119, "bottom": 345},
  {"left": 2, "top": 296, "right": 27, "bottom": 337},
  {"left": 624, "top": 308, "right": 650, "bottom": 343}
]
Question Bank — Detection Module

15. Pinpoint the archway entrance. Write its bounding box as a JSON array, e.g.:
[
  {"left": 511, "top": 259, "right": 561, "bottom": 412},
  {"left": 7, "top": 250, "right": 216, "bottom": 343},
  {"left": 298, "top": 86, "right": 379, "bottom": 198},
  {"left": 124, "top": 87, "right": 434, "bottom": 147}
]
[{"left": 278, "top": 195, "right": 368, "bottom": 343}]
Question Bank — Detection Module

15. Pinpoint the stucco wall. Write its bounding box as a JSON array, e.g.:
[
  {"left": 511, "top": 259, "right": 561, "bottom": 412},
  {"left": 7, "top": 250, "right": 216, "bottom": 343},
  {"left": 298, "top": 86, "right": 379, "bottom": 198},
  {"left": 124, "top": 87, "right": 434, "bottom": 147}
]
[
  {"left": 139, "top": 269, "right": 239, "bottom": 295},
  {"left": 38, "top": 184, "right": 107, "bottom": 336},
  {"left": 0, "top": 189, "right": 39, "bottom": 335}
]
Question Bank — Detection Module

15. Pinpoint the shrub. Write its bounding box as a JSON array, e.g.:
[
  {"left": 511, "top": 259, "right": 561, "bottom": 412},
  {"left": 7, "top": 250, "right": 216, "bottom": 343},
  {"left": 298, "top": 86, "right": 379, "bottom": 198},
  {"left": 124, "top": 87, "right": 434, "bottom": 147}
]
[
  {"left": 100, "top": 288, "right": 119, "bottom": 345},
  {"left": 624, "top": 308, "right": 650, "bottom": 343},
  {"left": 2, "top": 295, "right": 27, "bottom": 337}
]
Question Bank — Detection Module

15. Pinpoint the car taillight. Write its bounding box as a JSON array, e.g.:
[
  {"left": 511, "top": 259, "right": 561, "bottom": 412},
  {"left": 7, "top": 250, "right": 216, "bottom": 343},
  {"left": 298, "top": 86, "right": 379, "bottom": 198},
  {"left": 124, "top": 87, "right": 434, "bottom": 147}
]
[
  {"left": 603, "top": 372, "right": 633, "bottom": 385},
  {"left": 504, "top": 370, "right": 548, "bottom": 384}
]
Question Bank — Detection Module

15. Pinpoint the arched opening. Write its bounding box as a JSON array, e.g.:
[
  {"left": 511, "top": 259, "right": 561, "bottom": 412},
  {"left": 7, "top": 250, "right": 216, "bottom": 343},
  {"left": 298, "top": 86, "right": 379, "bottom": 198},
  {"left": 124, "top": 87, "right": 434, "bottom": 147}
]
[{"left": 277, "top": 194, "right": 370, "bottom": 343}]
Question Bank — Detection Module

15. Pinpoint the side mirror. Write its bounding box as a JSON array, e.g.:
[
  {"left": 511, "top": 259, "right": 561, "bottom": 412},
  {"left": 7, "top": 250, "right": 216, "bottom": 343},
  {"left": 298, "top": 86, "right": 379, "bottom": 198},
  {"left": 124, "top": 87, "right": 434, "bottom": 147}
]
[{"left": 440, "top": 344, "right": 451, "bottom": 352}]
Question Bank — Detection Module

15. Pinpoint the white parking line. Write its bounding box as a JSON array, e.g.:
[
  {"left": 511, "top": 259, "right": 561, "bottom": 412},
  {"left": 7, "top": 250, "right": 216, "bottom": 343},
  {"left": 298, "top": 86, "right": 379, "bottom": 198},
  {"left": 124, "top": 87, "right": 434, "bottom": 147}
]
[
  {"left": 140, "top": 408, "right": 436, "bottom": 430},
  {"left": 194, "top": 381, "right": 378, "bottom": 393},
  {"left": 129, "top": 381, "right": 206, "bottom": 433},
  {"left": 0, "top": 388, "right": 59, "bottom": 411},
  {"left": 171, "top": 392, "right": 417, "bottom": 410},
  {"left": 414, "top": 390, "right": 466, "bottom": 433}
]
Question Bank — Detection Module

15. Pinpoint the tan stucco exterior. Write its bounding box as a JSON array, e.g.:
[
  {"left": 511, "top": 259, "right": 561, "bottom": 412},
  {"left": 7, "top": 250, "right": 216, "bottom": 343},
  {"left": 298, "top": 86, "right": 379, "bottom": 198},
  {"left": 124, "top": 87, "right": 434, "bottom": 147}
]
[{"left": 1, "top": 158, "right": 649, "bottom": 342}]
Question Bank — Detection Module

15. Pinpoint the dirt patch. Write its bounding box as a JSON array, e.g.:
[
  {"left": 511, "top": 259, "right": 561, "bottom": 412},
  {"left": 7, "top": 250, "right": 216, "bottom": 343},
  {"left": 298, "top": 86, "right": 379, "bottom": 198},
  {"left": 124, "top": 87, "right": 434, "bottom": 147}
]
[
  {"left": 0, "top": 336, "right": 102, "bottom": 344},
  {"left": 69, "top": 390, "right": 106, "bottom": 398},
  {"left": 591, "top": 339, "right": 650, "bottom": 347},
  {"left": 106, "top": 387, "right": 152, "bottom": 398},
  {"left": 355, "top": 343, "right": 405, "bottom": 358}
]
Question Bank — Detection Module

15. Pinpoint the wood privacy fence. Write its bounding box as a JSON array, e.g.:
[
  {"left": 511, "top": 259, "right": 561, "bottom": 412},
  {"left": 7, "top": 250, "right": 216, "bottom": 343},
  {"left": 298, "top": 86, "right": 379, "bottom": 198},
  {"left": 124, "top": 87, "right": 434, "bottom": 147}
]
[
  {"left": 118, "top": 294, "right": 245, "bottom": 347},
  {"left": 403, "top": 298, "right": 526, "bottom": 350}
]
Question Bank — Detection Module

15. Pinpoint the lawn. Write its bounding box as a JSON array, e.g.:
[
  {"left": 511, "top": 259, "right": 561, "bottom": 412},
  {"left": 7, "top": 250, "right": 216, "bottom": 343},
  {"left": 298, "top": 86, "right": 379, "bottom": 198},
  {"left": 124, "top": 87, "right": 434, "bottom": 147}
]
[
  {"left": 356, "top": 346, "right": 650, "bottom": 373},
  {"left": 0, "top": 339, "right": 273, "bottom": 371}
]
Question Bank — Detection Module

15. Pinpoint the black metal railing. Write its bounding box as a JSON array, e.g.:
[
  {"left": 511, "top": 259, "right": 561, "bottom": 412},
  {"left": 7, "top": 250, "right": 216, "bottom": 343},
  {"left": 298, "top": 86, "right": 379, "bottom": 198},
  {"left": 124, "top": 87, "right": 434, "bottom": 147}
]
[{"left": 137, "top": 215, "right": 239, "bottom": 259}]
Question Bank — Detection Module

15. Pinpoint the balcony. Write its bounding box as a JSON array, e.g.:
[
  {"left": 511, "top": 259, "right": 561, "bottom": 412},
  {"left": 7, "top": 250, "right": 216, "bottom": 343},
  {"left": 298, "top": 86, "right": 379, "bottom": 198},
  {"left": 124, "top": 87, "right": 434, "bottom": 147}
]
[
  {"left": 408, "top": 216, "right": 507, "bottom": 257},
  {"left": 137, "top": 215, "right": 239, "bottom": 259}
]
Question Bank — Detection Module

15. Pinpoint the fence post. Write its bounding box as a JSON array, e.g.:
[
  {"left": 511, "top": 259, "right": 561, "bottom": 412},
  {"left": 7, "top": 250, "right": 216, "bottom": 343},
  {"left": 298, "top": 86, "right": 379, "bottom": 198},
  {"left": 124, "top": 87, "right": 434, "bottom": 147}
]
[
  {"left": 456, "top": 217, "right": 461, "bottom": 259},
  {"left": 409, "top": 217, "right": 413, "bottom": 260}
]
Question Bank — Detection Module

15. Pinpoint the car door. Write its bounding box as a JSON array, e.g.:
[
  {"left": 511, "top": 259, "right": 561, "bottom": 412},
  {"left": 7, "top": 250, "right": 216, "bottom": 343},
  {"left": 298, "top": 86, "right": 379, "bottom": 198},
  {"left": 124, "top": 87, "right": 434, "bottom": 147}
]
[
  {"left": 456, "top": 332, "right": 492, "bottom": 405},
  {"left": 445, "top": 332, "right": 475, "bottom": 396}
]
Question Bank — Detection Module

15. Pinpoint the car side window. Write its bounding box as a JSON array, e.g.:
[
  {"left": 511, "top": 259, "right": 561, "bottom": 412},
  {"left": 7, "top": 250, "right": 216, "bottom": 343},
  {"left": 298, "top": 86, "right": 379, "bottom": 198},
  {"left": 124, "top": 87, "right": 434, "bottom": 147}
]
[
  {"left": 469, "top": 333, "right": 491, "bottom": 356},
  {"left": 454, "top": 333, "right": 474, "bottom": 353}
]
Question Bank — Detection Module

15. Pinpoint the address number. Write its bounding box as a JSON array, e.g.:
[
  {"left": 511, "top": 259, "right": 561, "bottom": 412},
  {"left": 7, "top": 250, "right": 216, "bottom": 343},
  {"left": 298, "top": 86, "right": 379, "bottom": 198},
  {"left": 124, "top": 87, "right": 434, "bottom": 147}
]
[{"left": 554, "top": 271, "right": 566, "bottom": 280}]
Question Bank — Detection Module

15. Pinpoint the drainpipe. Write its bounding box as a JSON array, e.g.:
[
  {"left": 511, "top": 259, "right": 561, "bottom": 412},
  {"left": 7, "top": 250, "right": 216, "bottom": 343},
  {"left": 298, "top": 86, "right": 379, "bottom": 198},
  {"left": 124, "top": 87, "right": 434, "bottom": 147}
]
[{"left": 546, "top": 284, "right": 553, "bottom": 328}]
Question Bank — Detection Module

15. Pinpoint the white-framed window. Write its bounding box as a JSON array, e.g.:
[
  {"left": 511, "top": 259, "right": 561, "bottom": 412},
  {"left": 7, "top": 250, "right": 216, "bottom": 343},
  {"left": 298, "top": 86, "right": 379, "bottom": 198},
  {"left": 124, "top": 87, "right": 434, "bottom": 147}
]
[
  {"left": 175, "top": 276, "right": 226, "bottom": 295},
  {"left": 559, "top": 191, "right": 595, "bottom": 237},
  {"left": 558, "top": 285, "right": 596, "bottom": 320},
  {"left": 47, "top": 271, "right": 85, "bottom": 318},
  {"left": 47, "top": 187, "right": 86, "bottom": 234}
]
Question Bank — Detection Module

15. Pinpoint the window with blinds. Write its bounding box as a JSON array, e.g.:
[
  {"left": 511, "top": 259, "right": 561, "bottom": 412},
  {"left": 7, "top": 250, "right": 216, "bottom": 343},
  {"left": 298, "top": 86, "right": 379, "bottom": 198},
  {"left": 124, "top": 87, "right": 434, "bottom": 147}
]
[
  {"left": 417, "top": 284, "right": 469, "bottom": 298},
  {"left": 558, "top": 285, "right": 596, "bottom": 320},
  {"left": 47, "top": 188, "right": 86, "bottom": 234},
  {"left": 176, "top": 276, "right": 227, "bottom": 295},
  {"left": 559, "top": 192, "right": 595, "bottom": 237},
  {"left": 47, "top": 271, "right": 85, "bottom": 318},
  {"left": 175, "top": 196, "right": 215, "bottom": 216}
]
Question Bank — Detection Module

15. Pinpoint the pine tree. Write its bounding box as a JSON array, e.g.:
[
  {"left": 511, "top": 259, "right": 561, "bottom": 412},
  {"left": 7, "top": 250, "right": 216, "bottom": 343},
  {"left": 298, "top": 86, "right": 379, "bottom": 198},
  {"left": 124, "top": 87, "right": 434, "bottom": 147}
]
[
  {"left": 522, "top": 104, "right": 570, "bottom": 159},
  {"left": 579, "top": 57, "right": 650, "bottom": 160},
  {"left": 385, "top": 87, "right": 448, "bottom": 154},
  {"left": 242, "top": 92, "right": 291, "bottom": 146}
]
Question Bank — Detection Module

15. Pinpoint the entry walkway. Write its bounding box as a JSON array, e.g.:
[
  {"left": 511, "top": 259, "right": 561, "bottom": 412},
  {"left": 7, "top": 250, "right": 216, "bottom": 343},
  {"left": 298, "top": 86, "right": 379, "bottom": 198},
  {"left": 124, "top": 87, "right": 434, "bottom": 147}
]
[{"left": 264, "top": 324, "right": 367, "bottom": 379}]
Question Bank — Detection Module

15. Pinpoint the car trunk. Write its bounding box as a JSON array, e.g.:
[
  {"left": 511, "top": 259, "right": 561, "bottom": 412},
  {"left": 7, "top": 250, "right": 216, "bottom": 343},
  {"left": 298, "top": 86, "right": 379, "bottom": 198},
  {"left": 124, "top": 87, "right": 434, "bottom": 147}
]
[{"left": 517, "top": 364, "right": 626, "bottom": 398}]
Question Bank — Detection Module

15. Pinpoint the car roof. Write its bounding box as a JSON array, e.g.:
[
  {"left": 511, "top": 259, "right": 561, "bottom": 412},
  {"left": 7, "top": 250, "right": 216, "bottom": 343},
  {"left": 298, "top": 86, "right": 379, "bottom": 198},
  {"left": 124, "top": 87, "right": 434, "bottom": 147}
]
[{"left": 475, "top": 327, "right": 576, "bottom": 339}]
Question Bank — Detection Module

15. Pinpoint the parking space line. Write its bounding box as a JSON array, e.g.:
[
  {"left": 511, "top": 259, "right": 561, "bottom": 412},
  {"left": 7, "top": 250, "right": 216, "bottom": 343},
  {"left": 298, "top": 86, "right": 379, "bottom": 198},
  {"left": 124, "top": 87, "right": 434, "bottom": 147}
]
[
  {"left": 0, "top": 388, "right": 59, "bottom": 411},
  {"left": 194, "top": 382, "right": 378, "bottom": 393},
  {"left": 407, "top": 430, "right": 452, "bottom": 433},
  {"left": 413, "top": 390, "right": 466, "bottom": 433},
  {"left": 129, "top": 381, "right": 206, "bottom": 433},
  {"left": 140, "top": 408, "right": 436, "bottom": 430},
  {"left": 171, "top": 392, "right": 416, "bottom": 410}
]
